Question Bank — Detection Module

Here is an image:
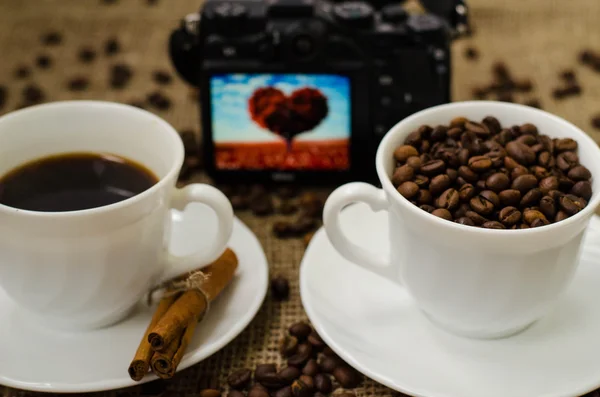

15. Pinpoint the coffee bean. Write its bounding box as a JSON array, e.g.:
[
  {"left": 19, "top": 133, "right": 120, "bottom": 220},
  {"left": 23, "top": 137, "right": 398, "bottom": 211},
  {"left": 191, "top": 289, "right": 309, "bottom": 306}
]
[
  {"left": 255, "top": 364, "right": 277, "bottom": 381},
  {"left": 530, "top": 165, "right": 548, "bottom": 180},
  {"left": 530, "top": 218, "right": 550, "bottom": 227},
  {"left": 498, "top": 206, "right": 521, "bottom": 226},
  {"left": 299, "top": 375, "right": 314, "bottom": 391},
  {"left": 537, "top": 152, "right": 553, "bottom": 168},
  {"left": 512, "top": 174, "right": 538, "bottom": 194},
  {"left": 504, "top": 156, "right": 520, "bottom": 170},
  {"left": 437, "top": 188, "right": 460, "bottom": 211},
  {"left": 314, "top": 374, "right": 332, "bottom": 393},
  {"left": 333, "top": 367, "right": 362, "bottom": 388},
  {"left": 394, "top": 145, "right": 419, "bottom": 163},
  {"left": 228, "top": 369, "right": 252, "bottom": 389},
  {"left": 307, "top": 331, "right": 326, "bottom": 351},
  {"left": 429, "top": 174, "right": 451, "bottom": 195},
  {"left": 421, "top": 159, "right": 446, "bottom": 176},
  {"left": 555, "top": 210, "right": 569, "bottom": 222},
  {"left": 105, "top": 37, "right": 120, "bottom": 55},
  {"left": 153, "top": 70, "right": 172, "bottom": 85},
  {"left": 511, "top": 166, "right": 529, "bottom": 180},
  {"left": 555, "top": 138, "right": 578, "bottom": 153},
  {"left": 559, "top": 194, "right": 586, "bottom": 215},
  {"left": 470, "top": 196, "right": 494, "bottom": 215},
  {"left": 248, "top": 384, "right": 270, "bottom": 397},
  {"left": 280, "top": 335, "right": 298, "bottom": 357},
  {"left": 111, "top": 63, "right": 133, "bottom": 89},
  {"left": 41, "top": 31, "right": 62, "bottom": 46},
  {"left": 259, "top": 373, "right": 285, "bottom": 389},
  {"left": 520, "top": 188, "right": 543, "bottom": 207},
  {"left": 571, "top": 181, "right": 592, "bottom": 201},
  {"left": 477, "top": 180, "right": 489, "bottom": 191},
  {"left": 465, "top": 210, "right": 488, "bottom": 225},
  {"left": 78, "top": 47, "right": 96, "bottom": 63},
  {"left": 397, "top": 181, "right": 419, "bottom": 199},
  {"left": 539, "top": 176, "right": 559, "bottom": 193},
  {"left": 465, "top": 121, "right": 490, "bottom": 137},
  {"left": 199, "top": 390, "right": 221, "bottom": 397},
  {"left": 556, "top": 151, "right": 579, "bottom": 171},
  {"left": 481, "top": 116, "right": 502, "bottom": 134},
  {"left": 391, "top": 165, "right": 414, "bottom": 186},
  {"left": 406, "top": 156, "right": 422, "bottom": 171},
  {"left": 506, "top": 141, "right": 535, "bottom": 165},
  {"left": 459, "top": 183, "right": 476, "bottom": 201},
  {"left": 302, "top": 359, "right": 319, "bottom": 376},
  {"left": 67, "top": 76, "right": 89, "bottom": 91},
  {"left": 483, "top": 221, "right": 505, "bottom": 229},
  {"left": 540, "top": 196, "right": 557, "bottom": 220},
  {"left": 414, "top": 174, "right": 429, "bottom": 188},
  {"left": 430, "top": 125, "right": 448, "bottom": 141},
  {"left": 499, "top": 189, "right": 521, "bottom": 207},
  {"left": 516, "top": 134, "right": 537, "bottom": 146},
  {"left": 458, "top": 165, "right": 479, "bottom": 183},
  {"left": 278, "top": 366, "right": 301, "bottom": 385},
  {"left": 272, "top": 386, "right": 292, "bottom": 397},
  {"left": 431, "top": 208, "right": 452, "bottom": 220},
  {"left": 486, "top": 172, "right": 510, "bottom": 192},
  {"left": 468, "top": 156, "right": 492, "bottom": 173},
  {"left": 319, "top": 356, "right": 342, "bottom": 374},
  {"left": 229, "top": 391, "right": 245, "bottom": 397},
  {"left": 413, "top": 189, "right": 431, "bottom": 205},
  {"left": 405, "top": 131, "right": 422, "bottom": 146},
  {"left": 456, "top": 216, "right": 475, "bottom": 226},
  {"left": 291, "top": 379, "right": 311, "bottom": 397},
  {"left": 450, "top": 116, "right": 469, "bottom": 128},
  {"left": 568, "top": 165, "right": 591, "bottom": 181},
  {"left": 289, "top": 322, "right": 312, "bottom": 340},
  {"left": 558, "top": 176, "right": 575, "bottom": 192},
  {"left": 288, "top": 344, "right": 313, "bottom": 367},
  {"left": 420, "top": 204, "right": 435, "bottom": 213},
  {"left": 481, "top": 190, "right": 500, "bottom": 207},
  {"left": 448, "top": 127, "right": 463, "bottom": 140},
  {"left": 523, "top": 209, "right": 548, "bottom": 225}
]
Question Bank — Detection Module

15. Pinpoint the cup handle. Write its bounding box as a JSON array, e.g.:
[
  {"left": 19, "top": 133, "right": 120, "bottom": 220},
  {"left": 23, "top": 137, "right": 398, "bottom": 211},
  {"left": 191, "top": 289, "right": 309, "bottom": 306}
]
[
  {"left": 323, "top": 182, "right": 397, "bottom": 282},
  {"left": 160, "top": 183, "right": 234, "bottom": 283}
]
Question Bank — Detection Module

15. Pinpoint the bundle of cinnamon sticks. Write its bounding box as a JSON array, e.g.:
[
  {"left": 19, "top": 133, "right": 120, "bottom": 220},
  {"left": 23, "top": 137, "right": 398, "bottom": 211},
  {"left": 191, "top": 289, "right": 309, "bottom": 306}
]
[{"left": 128, "top": 248, "right": 238, "bottom": 381}]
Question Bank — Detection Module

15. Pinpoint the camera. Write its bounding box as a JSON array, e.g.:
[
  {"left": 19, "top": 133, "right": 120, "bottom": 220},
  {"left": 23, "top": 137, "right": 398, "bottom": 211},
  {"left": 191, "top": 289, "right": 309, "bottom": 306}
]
[{"left": 170, "top": 0, "right": 469, "bottom": 184}]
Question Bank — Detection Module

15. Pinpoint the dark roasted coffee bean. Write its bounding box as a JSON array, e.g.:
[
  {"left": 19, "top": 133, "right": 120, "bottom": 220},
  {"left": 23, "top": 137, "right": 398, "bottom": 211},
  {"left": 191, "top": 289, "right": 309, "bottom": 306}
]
[
  {"left": 431, "top": 208, "right": 452, "bottom": 221},
  {"left": 454, "top": 203, "right": 469, "bottom": 218},
  {"left": 530, "top": 165, "right": 548, "bottom": 180},
  {"left": 556, "top": 151, "right": 579, "bottom": 171},
  {"left": 199, "top": 389, "right": 221, "bottom": 397},
  {"left": 530, "top": 143, "right": 545, "bottom": 154},
  {"left": 540, "top": 196, "right": 557, "bottom": 220},
  {"left": 298, "top": 375, "right": 314, "bottom": 391},
  {"left": 272, "top": 386, "right": 292, "bottom": 397},
  {"left": 67, "top": 76, "right": 89, "bottom": 91},
  {"left": 421, "top": 159, "right": 445, "bottom": 176},
  {"left": 483, "top": 221, "right": 505, "bottom": 229},
  {"left": 420, "top": 204, "right": 436, "bottom": 213},
  {"left": 291, "top": 379, "right": 311, "bottom": 397},
  {"left": 414, "top": 174, "right": 429, "bottom": 188},
  {"left": 429, "top": 174, "right": 451, "bottom": 195},
  {"left": 259, "top": 373, "right": 285, "bottom": 389},
  {"left": 456, "top": 216, "right": 475, "bottom": 226},
  {"left": 288, "top": 343, "right": 313, "bottom": 367},
  {"left": 520, "top": 188, "right": 543, "bottom": 207},
  {"left": 482, "top": 116, "right": 502, "bottom": 134},
  {"left": 572, "top": 181, "right": 593, "bottom": 201},
  {"left": 486, "top": 150, "right": 505, "bottom": 168},
  {"left": 397, "top": 181, "right": 419, "bottom": 199},
  {"left": 289, "top": 322, "right": 312, "bottom": 340},
  {"left": 470, "top": 196, "right": 494, "bottom": 215},
  {"left": 468, "top": 155, "right": 492, "bottom": 173},
  {"left": 465, "top": 121, "right": 490, "bottom": 137},
  {"left": 457, "top": 148, "right": 470, "bottom": 165},
  {"left": 248, "top": 384, "right": 270, "bottom": 397},
  {"left": 568, "top": 165, "right": 591, "bottom": 181},
  {"left": 555, "top": 138, "right": 578, "bottom": 153},
  {"left": 548, "top": 190, "right": 565, "bottom": 201},
  {"left": 319, "top": 356, "right": 342, "bottom": 374},
  {"left": 486, "top": 172, "right": 510, "bottom": 192},
  {"left": 394, "top": 145, "right": 419, "bottom": 163},
  {"left": 523, "top": 209, "right": 548, "bottom": 225},
  {"left": 504, "top": 156, "right": 520, "bottom": 170},
  {"left": 511, "top": 223, "right": 530, "bottom": 229},
  {"left": 499, "top": 206, "right": 521, "bottom": 226},
  {"left": 499, "top": 189, "right": 521, "bottom": 207},
  {"left": 559, "top": 194, "right": 586, "bottom": 215},
  {"left": 405, "top": 131, "right": 422, "bottom": 146},
  {"left": 558, "top": 176, "right": 575, "bottom": 192},
  {"left": 14, "top": 65, "right": 31, "bottom": 79},
  {"left": 111, "top": 63, "right": 133, "bottom": 89},
  {"left": 278, "top": 366, "right": 301, "bottom": 385},
  {"left": 516, "top": 134, "right": 537, "bottom": 146},
  {"left": 465, "top": 210, "right": 489, "bottom": 226},
  {"left": 36, "top": 54, "right": 52, "bottom": 69},
  {"left": 391, "top": 165, "right": 414, "bottom": 186},
  {"left": 255, "top": 364, "right": 277, "bottom": 381},
  {"left": 506, "top": 141, "right": 535, "bottom": 165},
  {"left": 105, "top": 37, "right": 120, "bottom": 55},
  {"left": 406, "top": 156, "right": 422, "bottom": 172},
  {"left": 430, "top": 125, "right": 448, "bottom": 141},
  {"left": 459, "top": 183, "right": 476, "bottom": 201},
  {"left": 556, "top": 210, "right": 569, "bottom": 222},
  {"left": 512, "top": 174, "right": 538, "bottom": 194},
  {"left": 530, "top": 218, "right": 550, "bottom": 227},
  {"left": 22, "top": 84, "right": 45, "bottom": 104},
  {"left": 313, "top": 373, "right": 332, "bottom": 393},
  {"left": 480, "top": 190, "right": 500, "bottom": 207},
  {"left": 280, "top": 335, "right": 299, "bottom": 357},
  {"left": 229, "top": 391, "right": 245, "bottom": 397},
  {"left": 519, "top": 123, "right": 538, "bottom": 135},
  {"left": 228, "top": 368, "right": 252, "bottom": 389},
  {"left": 41, "top": 31, "right": 62, "bottom": 46},
  {"left": 539, "top": 176, "right": 559, "bottom": 193},
  {"left": 333, "top": 367, "right": 362, "bottom": 388},
  {"left": 436, "top": 188, "right": 460, "bottom": 211},
  {"left": 476, "top": 180, "right": 487, "bottom": 190},
  {"left": 419, "top": 153, "right": 431, "bottom": 164},
  {"left": 78, "top": 47, "right": 96, "bottom": 63},
  {"left": 511, "top": 166, "right": 529, "bottom": 180},
  {"left": 447, "top": 127, "right": 463, "bottom": 140},
  {"left": 446, "top": 168, "right": 458, "bottom": 182},
  {"left": 302, "top": 360, "right": 319, "bottom": 376},
  {"left": 458, "top": 165, "right": 479, "bottom": 183},
  {"left": 307, "top": 331, "right": 326, "bottom": 351},
  {"left": 450, "top": 116, "right": 469, "bottom": 128}
]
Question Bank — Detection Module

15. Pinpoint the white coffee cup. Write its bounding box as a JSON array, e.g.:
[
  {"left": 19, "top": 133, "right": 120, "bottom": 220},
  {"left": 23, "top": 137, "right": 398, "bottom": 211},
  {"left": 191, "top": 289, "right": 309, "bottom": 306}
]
[
  {"left": 0, "top": 101, "right": 234, "bottom": 331},
  {"left": 323, "top": 101, "right": 600, "bottom": 339}
]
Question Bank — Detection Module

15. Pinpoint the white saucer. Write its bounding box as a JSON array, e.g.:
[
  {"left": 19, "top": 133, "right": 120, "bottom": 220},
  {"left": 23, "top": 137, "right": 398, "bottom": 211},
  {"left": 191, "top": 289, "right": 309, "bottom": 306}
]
[
  {"left": 301, "top": 203, "right": 600, "bottom": 397},
  {"left": 0, "top": 203, "right": 268, "bottom": 393}
]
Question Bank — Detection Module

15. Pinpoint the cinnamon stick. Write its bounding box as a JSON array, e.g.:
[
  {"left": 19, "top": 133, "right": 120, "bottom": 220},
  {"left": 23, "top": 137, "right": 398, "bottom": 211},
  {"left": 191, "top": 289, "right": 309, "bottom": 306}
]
[
  {"left": 127, "top": 293, "right": 179, "bottom": 381},
  {"left": 147, "top": 248, "right": 238, "bottom": 352},
  {"left": 150, "top": 320, "right": 198, "bottom": 379}
]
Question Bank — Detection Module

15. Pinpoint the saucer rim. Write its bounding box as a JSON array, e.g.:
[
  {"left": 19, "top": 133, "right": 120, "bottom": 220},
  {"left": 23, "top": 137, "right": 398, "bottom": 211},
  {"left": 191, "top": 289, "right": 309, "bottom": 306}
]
[
  {"left": 300, "top": 206, "right": 600, "bottom": 397},
  {"left": 0, "top": 215, "right": 269, "bottom": 393}
]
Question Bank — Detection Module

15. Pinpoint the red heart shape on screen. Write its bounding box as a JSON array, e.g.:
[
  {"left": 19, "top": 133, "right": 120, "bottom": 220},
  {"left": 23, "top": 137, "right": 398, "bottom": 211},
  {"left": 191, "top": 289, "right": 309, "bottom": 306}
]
[{"left": 248, "top": 87, "right": 329, "bottom": 141}]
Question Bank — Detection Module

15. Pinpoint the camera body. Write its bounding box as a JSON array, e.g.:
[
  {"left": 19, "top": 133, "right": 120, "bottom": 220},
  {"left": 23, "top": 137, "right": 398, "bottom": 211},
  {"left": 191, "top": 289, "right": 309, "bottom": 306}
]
[{"left": 170, "top": 0, "right": 468, "bottom": 184}]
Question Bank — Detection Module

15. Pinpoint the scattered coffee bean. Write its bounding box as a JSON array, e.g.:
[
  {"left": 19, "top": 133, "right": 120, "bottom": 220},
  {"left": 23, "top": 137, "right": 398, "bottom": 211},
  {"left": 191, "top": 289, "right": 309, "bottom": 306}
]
[
  {"left": 302, "top": 359, "right": 319, "bottom": 376},
  {"left": 298, "top": 375, "right": 314, "bottom": 390},
  {"left": 287, "top": 343, "right": 313, "bottom": 367},
  {"left": 153, "top": 70, "right": 172, "bottom": 85},
  {"left": 22, "top": 84, "right": 45, "bottom": 104},
  {"left": 313, "top": 373, "right": 332, "bottom": 393},
  {"left": 67, "top": 77, "right": 89, "bottom": 91},
  {"left": 260, "top": 372, "right": 284, "bottom": 389},
  {"left": 78, "top": 47, "right": 96, "bottom": 63},
  {"left": 41, "top": 31, "right": 62, "bottom": 46},
  {"left": 291, "top": 379, "right": 311, "bottom": 397},
  {"left": 280, "top": 335, "right": 299, "bottom": 357},
  {"left": 278, "top": 366, "right": 301, "bottom": 385},
  {"left": 36, "top": 54, "right": 52, "bottom": 69},
  {"left": 271, "top": 276, "right": 290, "bottom": 301},
  {"left": 110, "top": 63, "right": 133, "bottom": 89},
  {"left": 14, "top": 65, "right": 31, "bottom": 79},
  {"left": 464, "top": 46, "right": 479, "bottom": 60},
  {"left": 105, "top": 37, "right": 120, "bottom": 55},
  {"left": 273, "top": 386, "right": 292, "bottom": 397},
  {"left": 255, "top": 364, "right": 277, "bottom": 381},
  {"left": 307, "top": 331, "right": 326, "bottom": 351},
  {"left": 333, "top": 366, "right": 362, "bottom": 388},
  {"left": 248, "top": 384, "right": 270, "bottom": 397},
  {"left": 228, "top": 368, "right": 252, "bottom": 390},
  {"left": 319, "top": 356, "right": 341, "bottom": 374}
]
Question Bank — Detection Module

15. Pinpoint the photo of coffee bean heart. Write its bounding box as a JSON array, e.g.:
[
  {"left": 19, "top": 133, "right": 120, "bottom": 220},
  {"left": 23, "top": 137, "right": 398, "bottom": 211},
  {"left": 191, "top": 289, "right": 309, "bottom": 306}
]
[{"left": 248, "top": 86, "right": 329, "bottom": 150}]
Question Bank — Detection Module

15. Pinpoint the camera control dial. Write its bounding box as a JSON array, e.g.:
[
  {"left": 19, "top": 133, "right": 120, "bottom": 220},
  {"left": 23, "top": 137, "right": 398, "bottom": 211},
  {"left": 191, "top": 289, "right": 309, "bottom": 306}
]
[{"left": 333, "top": 1, "right": 375, "bottom": 29}]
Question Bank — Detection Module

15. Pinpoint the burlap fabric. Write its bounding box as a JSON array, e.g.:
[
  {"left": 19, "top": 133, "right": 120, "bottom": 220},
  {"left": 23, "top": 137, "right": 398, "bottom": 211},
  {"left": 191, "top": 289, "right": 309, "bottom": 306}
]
[{"left": 1, "top": 0, "right": 600, "bottom": 396}]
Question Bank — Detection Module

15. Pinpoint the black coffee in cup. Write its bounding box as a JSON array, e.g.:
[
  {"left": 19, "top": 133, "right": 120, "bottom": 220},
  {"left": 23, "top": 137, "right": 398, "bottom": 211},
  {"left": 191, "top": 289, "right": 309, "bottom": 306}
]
[{"left": 0, "top": 152, "right": 158, "bottom": 212}]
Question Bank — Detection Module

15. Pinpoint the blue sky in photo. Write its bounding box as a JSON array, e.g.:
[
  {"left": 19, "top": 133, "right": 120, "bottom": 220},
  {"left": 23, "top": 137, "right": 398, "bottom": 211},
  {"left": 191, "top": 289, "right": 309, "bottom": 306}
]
[{"left": 210, "top": 74, "right": 351, "bottom": 143}]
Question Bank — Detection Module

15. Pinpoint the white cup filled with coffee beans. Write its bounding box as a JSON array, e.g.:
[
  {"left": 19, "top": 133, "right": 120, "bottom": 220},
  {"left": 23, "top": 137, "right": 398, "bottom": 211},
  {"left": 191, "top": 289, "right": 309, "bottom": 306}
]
[{"left": 323, "top": 101, "right": 600, "bottom": 339}]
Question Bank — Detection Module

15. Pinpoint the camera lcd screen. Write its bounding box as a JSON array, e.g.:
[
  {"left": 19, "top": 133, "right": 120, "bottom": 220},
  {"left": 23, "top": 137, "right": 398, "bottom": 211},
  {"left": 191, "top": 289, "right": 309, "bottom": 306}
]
[{"left": 210, "top": 73, "right": 351, "bottom": 171}]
